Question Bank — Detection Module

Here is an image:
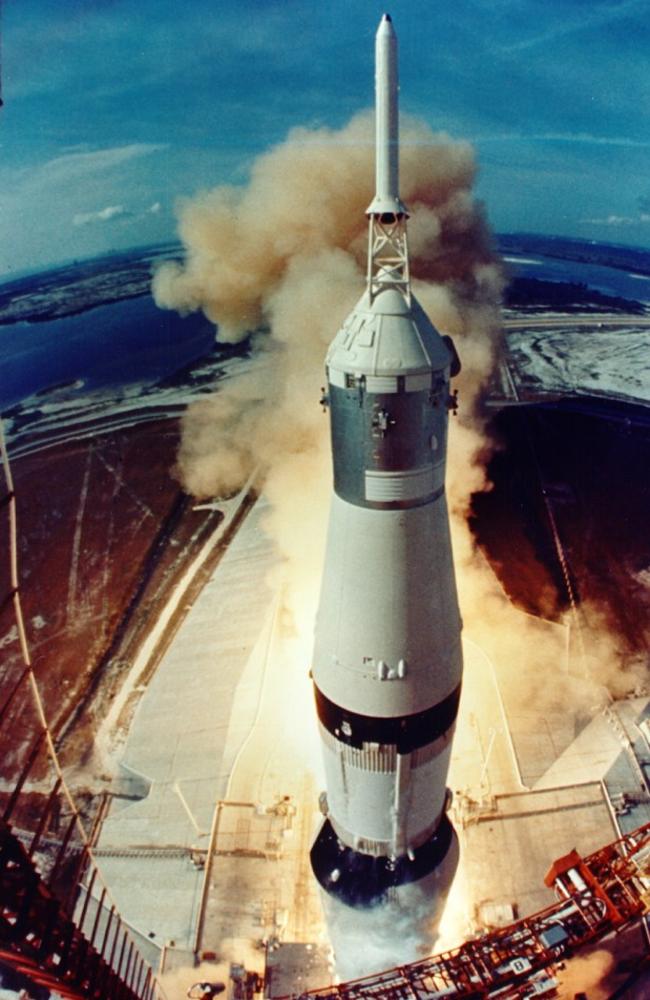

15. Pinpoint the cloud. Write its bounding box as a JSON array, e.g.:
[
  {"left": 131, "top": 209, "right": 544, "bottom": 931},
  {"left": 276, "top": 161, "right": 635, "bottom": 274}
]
[
  {"left": 72, "top": 204, "right": 131, "bottom": 226},
  {"left": 499, "top": 0, "right": 646, "bottom": 53},
  {"left": 30, "top": 143, "right": 167, "bottom": 186},
  {"left": 477, "top": 132, "right": 650, "bottom": 150},
  {"left": 536, "top": 132, "right": 650, "bottom": 149},
  {"left": 72, "top": 199, "right": 165, "bottom": 227},
  {"left": 581, "top": 212, "right": 650, "bottom": 226}
]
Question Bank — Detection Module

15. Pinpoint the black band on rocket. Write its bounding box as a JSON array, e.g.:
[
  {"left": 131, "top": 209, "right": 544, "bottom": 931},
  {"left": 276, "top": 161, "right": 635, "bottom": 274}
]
[
  {"left": 314, "top": 682, "right": 461, "bottom": 754},
  {"left": 310, "top": 814, "right": 456, "bottom": 907}
]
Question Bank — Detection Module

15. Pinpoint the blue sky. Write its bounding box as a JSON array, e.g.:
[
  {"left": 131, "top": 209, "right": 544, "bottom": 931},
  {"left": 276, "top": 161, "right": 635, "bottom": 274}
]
[{"left": 1, "top": 0, "right": 649, "bottom": 276}]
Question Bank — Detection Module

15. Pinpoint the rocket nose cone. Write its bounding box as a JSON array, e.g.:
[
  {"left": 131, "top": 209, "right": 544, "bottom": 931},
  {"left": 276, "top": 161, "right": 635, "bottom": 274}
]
[{"left": 377, "top": 12, "right": 395, "bottom": 33}]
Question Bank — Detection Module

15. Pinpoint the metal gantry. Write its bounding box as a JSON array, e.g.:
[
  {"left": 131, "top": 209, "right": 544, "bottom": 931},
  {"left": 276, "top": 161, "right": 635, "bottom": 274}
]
[
  {"left": 283, "top": 822, "right": 650, "bottom": 1000},
  {"left": 1, "top": 819, "right": 155, "bottom": 999},
  {"left": 0, "top": 421, "right": 164, "bottom": 1000}
]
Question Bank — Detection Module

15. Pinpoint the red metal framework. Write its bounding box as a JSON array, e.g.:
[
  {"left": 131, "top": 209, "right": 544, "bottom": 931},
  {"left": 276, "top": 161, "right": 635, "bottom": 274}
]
[
  {"left": 1, "top": 819, "right": 155, "bottom": 999},
  {"left": 284, "top": 823, "right": 650, "bottom": 1000},
  {"left": 0, "top": 423, "right": 164, "bottom": 999}
]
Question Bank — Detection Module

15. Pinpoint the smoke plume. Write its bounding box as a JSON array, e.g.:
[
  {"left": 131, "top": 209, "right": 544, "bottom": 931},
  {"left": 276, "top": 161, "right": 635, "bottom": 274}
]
[
  {"left": 153, "top": 109, "right": 645, "bottom": 978},
  {"left": 154, "top": 106, "right": 645, "bottom": 703},
  {"left": 153, "top": 112, "right": 504, "bottom": 635}
]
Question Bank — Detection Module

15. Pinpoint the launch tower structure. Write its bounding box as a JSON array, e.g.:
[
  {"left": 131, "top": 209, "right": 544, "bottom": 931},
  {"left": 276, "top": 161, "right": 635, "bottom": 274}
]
[{"left": 310, "top": 14, "right": 463, "bottom": 975}]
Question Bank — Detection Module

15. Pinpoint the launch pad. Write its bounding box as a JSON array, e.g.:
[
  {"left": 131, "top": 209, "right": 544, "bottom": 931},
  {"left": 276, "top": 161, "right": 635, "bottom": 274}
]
[{"left": 89, "top": 479, "right": 650, "bottom": 994}]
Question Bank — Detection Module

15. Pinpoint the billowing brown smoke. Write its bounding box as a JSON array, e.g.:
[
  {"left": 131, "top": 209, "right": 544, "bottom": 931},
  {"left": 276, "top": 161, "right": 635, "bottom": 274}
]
[
  {"left": 153, "top": 109, "right": 641, "bottom": 716},
  {"left": 153, "top": 113, "right": 501, "bottom": 350},
  {"left": 153, "top": 112, "right": 504, "bottom": 639}
]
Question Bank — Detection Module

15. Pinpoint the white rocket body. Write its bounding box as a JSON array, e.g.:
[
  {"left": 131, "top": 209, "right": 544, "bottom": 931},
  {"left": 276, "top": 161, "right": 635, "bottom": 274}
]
[{"left": 310, "top": 13, "right": 463, "bottom": 977}]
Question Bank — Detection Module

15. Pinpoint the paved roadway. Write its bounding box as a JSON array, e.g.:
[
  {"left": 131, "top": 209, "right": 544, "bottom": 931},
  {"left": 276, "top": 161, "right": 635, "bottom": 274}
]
[{"left": 503, "top": 313, "right": 650, "bottom": 329}]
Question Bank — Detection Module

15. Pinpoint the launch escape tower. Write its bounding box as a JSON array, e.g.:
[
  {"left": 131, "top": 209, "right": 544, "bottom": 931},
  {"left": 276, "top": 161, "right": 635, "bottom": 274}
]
[{"left": 310, "top": 14, "right": 463, "bottom": 972}]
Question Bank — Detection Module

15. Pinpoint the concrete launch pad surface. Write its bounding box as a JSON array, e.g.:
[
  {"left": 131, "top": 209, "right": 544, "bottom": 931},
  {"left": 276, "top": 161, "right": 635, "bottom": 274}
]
[
  {"left": 195, "top": 587, "right": 325, "bottom": 963},
  {"left": 95, "top": 494, "right": 282, "bottom": 958},
  {"left": 455, "top": 782, "right": 616, "bottom": 921},
  {"left": 265, "top": 943, "right": 333, "bottom": 998}
]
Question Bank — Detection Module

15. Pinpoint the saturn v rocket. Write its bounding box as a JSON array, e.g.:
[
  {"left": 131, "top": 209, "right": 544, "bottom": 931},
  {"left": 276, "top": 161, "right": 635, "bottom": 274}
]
[{"left": 310, "top": 14, "right": 463, "bottom": 972}]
